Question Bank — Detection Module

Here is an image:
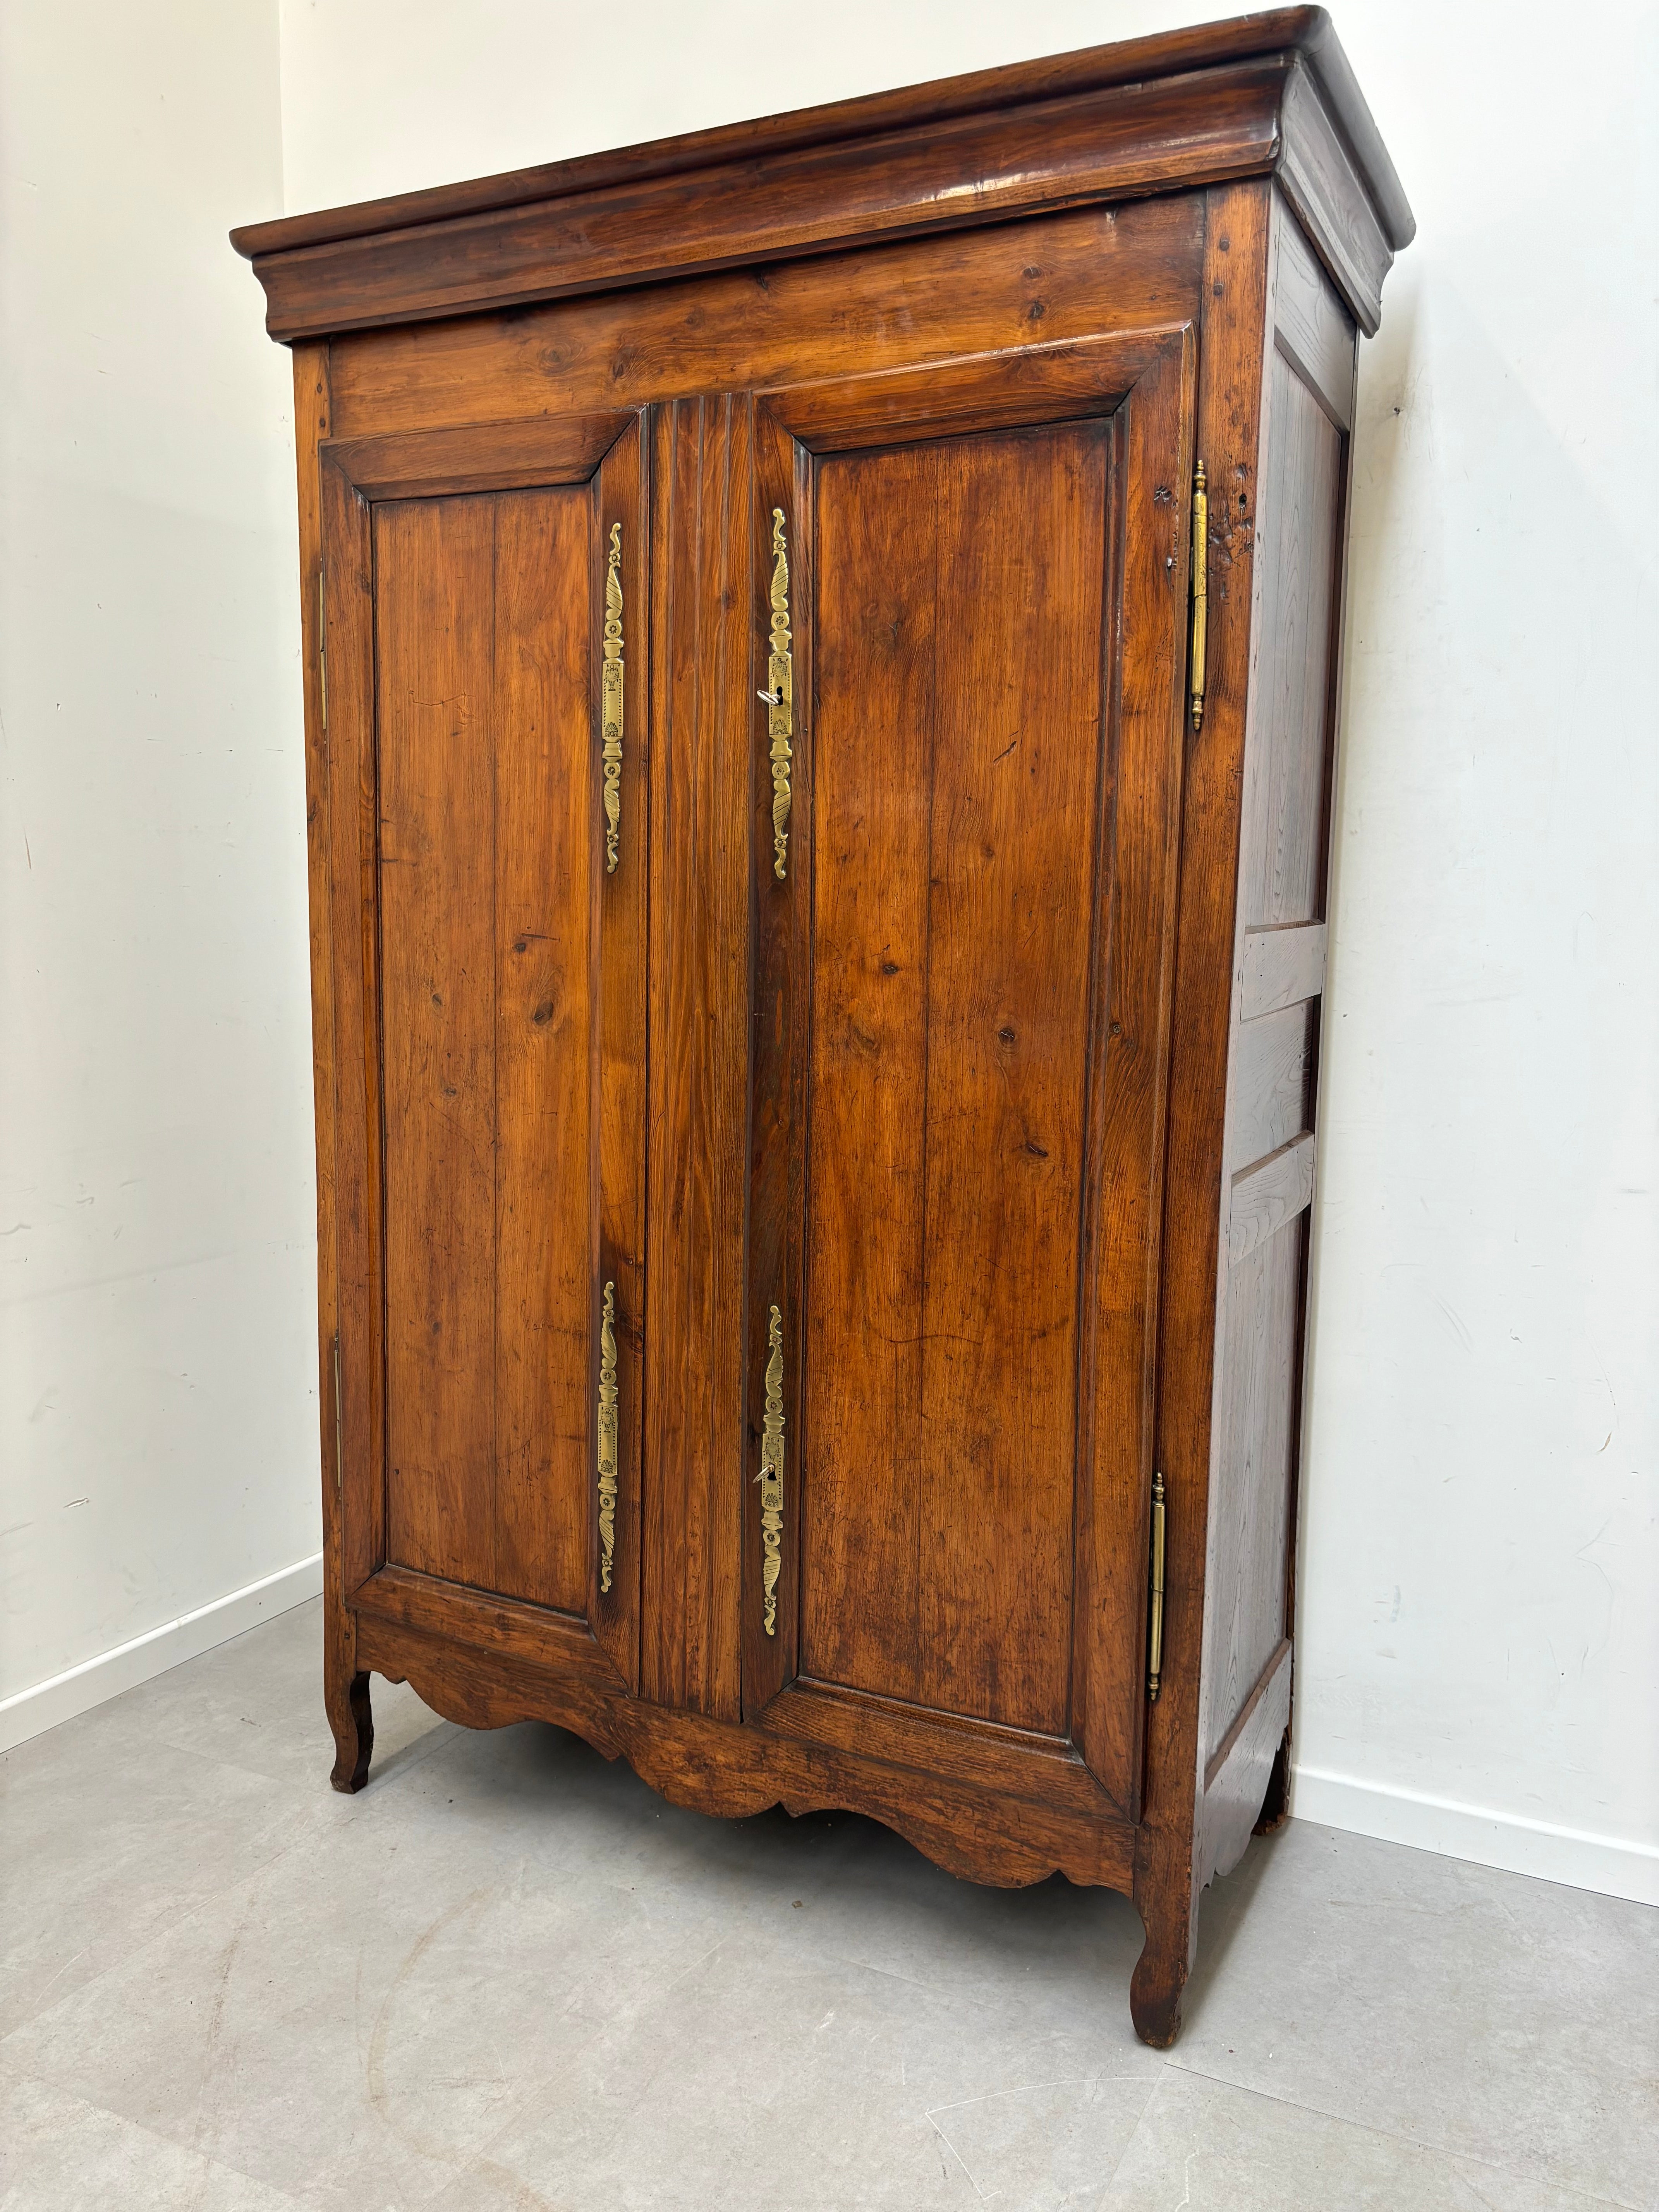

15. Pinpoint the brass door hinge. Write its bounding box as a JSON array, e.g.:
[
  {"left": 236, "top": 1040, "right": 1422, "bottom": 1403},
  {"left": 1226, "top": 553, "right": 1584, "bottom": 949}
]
[
  {"left": 316, "top": 563, "right": 328, "bottom": 734},
  {"left": 1188, "top": 461, "right": 1207, "bottom": 733},
  {"left": 331, "top": 1330, "right": 343, "bottom": 1496},
  {"left": 1147, "top": 1470, "right": 1166, "bottom": 1702},
  {"left": 1185, "top": 460, "right": 1212, "bottom": 730}
]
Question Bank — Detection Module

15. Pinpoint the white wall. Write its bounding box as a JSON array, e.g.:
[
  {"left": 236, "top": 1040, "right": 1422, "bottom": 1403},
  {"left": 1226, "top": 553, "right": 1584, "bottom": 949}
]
[
  {"left": 0, "top": 0, "right": 322, "bottom": 1746},
  {"left": 277, "top": 0, "right": 1659, "bottom": 1901}
]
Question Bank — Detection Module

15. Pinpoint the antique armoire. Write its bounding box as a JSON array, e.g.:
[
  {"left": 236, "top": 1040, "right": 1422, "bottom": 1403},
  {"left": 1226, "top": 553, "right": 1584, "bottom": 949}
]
[{"left": 233, "top": 6, "right": 1411, "bottom": 2046}]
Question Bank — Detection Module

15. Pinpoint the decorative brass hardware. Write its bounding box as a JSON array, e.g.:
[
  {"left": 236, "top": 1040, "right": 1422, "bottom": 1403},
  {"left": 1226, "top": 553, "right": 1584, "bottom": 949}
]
[
  {"left": 316, "top": 565, "right": 328, "bottom": 733},
  {"left": 764, "top": 508, "right": 793, "bottom": 880},
  {"left": 1188, "top": 461, "right": 1207, "bottom": 733},
  {"left": 596, "top": 1281, "right": 619, "bottom": 1592},
  {"left": 601, "top": 523, "right": 625, "bottom": 873},
  {"left": 332, "top": 1330, "right": 343, "bottom": 1496},
  {"left": 1147, "top": 1470, "right": 1167, "bottom": 1702},
  {"left": 757, "top": 1304, "right": 785, "bottom": 1635}
]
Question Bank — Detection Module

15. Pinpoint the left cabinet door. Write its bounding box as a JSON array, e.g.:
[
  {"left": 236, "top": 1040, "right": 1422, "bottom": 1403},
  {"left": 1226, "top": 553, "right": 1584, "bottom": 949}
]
[{"left": 321, "top": 410, "right": 647, "bottom": 1697}]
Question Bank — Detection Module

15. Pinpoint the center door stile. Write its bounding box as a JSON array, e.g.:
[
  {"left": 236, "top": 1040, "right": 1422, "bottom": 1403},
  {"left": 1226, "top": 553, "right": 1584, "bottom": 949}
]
[
  {"left": 589, "top": 416, "right": 649, "bottom": 1695},
  {"left": 743, "top": 405, "right": 814, "bottom": 1720}
]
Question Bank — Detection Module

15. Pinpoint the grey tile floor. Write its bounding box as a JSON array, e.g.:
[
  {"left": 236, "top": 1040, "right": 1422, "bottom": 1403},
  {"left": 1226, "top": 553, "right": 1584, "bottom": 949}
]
[{"left": 1, "top": 1600, "right": 1653, "bottom": 2210}]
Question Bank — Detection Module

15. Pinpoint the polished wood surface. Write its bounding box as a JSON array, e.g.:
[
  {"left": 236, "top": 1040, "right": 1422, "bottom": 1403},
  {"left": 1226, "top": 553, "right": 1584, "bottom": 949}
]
[
  {"left": 232, "top": 9, "right": 1410, "bottom": 339},
  {"left": 799, "top": 419, "right": 1108, "bottom": 1738},
  {"left": 375, "top": 488, "right": 596, "bottom": 1610},
  {"left": 247, "top": 15, "right": 1407, "bottom": 2045},
  {"left": 324, "top": 199, "right": 1204, "bottom": 440}
]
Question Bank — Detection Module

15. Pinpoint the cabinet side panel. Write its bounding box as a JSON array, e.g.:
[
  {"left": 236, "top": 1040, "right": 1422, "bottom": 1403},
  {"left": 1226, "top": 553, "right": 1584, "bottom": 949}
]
[
  {"left": 1202, "top": 1218, "right": 1305, "bottom": 1754},
  {"left": 1199, "top": 197, "right": 1356, "bottom": 1812},
  {"left": 1237, "top": 348, "right": 1343, "bottom": 928}
]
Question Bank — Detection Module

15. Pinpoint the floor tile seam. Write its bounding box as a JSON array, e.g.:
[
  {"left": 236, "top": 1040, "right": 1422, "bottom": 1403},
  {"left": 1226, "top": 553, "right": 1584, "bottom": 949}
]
[
  {"left": 1161, "top": 2053, "right": 1643, "bottom": 2211},
  {"left": 0, "top": 2054, "right": 309, "bottom": 2206},
  {"left": 1082, "top": 2060, "right": 1181, "bottom": 2209}
]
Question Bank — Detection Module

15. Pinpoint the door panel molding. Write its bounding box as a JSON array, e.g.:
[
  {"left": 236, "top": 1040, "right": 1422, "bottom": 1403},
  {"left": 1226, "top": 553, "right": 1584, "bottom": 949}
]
[
  {"left": 321, "top": 408, "right": 634, "bottom": 501},
  {"left": 741, "top": 328, "right": 1196, "bottom": 1822},
  {"left": 321, "top": 408, "right": 649, "bottom": 1697},
  {"left": 756, "top": 326, "right": 1190, "bottom": 451}
]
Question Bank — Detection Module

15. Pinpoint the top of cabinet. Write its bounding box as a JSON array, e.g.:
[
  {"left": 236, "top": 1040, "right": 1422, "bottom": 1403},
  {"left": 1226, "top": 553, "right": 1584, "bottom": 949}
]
[{"left": 232, "top": 5, "right": 1411, "bottom": 345}]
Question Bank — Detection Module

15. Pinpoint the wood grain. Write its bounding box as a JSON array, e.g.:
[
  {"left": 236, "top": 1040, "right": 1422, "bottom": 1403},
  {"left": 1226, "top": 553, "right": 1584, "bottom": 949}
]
[
  {"left": 232, "top": 8, "right": 1410, "bottom": 263},
  {"left": 1228, "top": 1001, "right": 1315, "bottom": 1174},
  {"left": 1200, "top": 1634, "right": 1293, "bottom": 1886},
  {"left": 293, "top": 340, "right": 371, "bottom": 1791},
  {"left": 1132, "top": 179, "right": 1275, "bottom": 2053},
  {"left": 799, "top": 424, "right": 1108, "bottom": 1737},
  {"left": 352, "top": 1608, "right": 1137, "bottom": 1894},
  {"left": 373, "top": 486, "right": 608, "bottom": 1617},
  {"left": 1271, "top": 196, "right": 1355, "bottom": 429},
  {"left": 376, "top": 496, "right": 500, "bottom": 1593},
  {"left": 591, "top": 425, "right": 649, "bottom": 1693},
  {"left": 321, "top": 412, "right": 627, "bottom": 501},
  {"left": 261, "top": 31, "right": 1405, "bottom": 2048},
  {"left": 1239, "top": 350, "right": 1343, "bottom": 927},
  {"left": 1228, "top": 1131, "right": 1316, "bottom": 1265},
  {"left": 232, "top": 13, "right": 1410, "bottom": 342},
  {"left": 319, "top": 449, "right": 385, "bottom": 1602},
  {"left": 1278, "top": 58, "right": 1391, "bottom": 335},
  {"left": 240, "top": 69, "right": 1284, "bottom": 341},
  {"left": 1240, "top": 920, "right": 1326, "bottom": 1018},
  {"left": 642, "top": 394, "right": 750, "bottom": 1721},
  {"left": 326, "top": 201, "right": 1203, "bottom": 443},
  {"left": 489, "top": 489, "right": 596, "bottom": 1614}
]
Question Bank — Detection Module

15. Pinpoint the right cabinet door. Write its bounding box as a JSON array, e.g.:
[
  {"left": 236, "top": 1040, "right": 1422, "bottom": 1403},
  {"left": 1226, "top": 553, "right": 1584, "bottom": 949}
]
[{"left": 744, "top": 330, "right": 1195, "bottom": 1822}]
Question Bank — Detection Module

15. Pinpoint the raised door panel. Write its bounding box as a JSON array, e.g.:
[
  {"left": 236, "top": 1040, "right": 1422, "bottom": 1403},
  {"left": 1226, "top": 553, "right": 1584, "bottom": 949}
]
[
  {"left": 322, "top": 413, "right": 646, "bottom": 1693},
  {"left": 742, "top": 331, "right": 1195, "bottom": 1820},
  {"left": 801, "top": 422, "right": 1106, "bottom": 1736}
]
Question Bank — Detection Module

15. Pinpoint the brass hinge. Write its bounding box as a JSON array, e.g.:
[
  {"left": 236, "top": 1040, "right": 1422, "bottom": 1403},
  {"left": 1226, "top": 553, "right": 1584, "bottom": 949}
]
[
  {"left": 331, "top": 1330, "right": 343, "bottom": 1496},
  {"left": 316, "top": 563, "right": 328, "bottom": 734},
  {"left": 1147, "top": 1470, "right": 1167, "bottom": 1702},
  {"left": 1188, "top": 461, "right": 1207, "bottom": 733}
]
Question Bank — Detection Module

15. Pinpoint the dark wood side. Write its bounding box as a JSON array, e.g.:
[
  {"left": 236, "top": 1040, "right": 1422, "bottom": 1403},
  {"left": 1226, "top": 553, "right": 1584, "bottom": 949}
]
[
  {"left": 1194, "top": 191, "right": 1358, "bottom": 1895},
  {"left": 293, "top": 340, "right": 371, "bottom": 1793},
  {"left": 1131, "top": 177, "right": 1276, "bottom": 2049},
  {"left": 320, "top": 436, "right": 386, "bottom": 1619},
  {"left": 230, "top": 12, "right": 1410, "bottom": 343}
]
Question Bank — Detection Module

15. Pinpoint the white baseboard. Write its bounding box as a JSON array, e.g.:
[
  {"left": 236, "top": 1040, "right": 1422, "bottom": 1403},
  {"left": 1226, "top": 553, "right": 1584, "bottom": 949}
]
[
  {"left": 0, "top": 1554, "right": 325, "bottom": 1757},
  {"left": 1290, "top": 1762, "right": 1659, "bottom": 1908}
]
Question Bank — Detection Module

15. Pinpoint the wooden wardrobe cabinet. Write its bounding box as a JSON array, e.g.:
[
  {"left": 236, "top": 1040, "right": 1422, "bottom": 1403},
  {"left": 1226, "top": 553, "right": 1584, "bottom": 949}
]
[{"left": 234, "top": 5, "right": 1410, "bottom": 2046}]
